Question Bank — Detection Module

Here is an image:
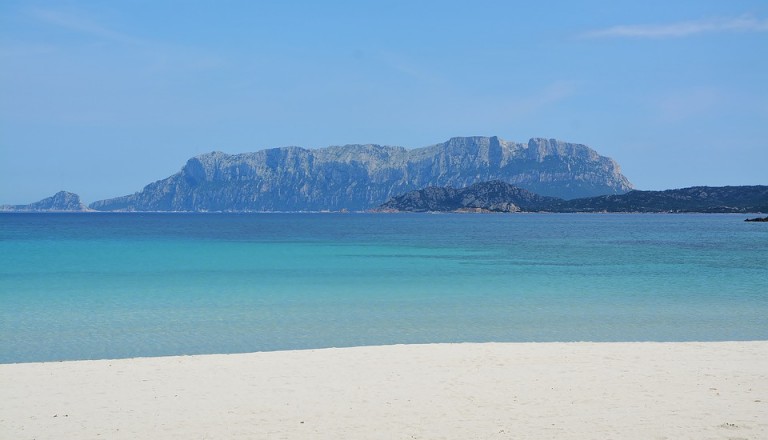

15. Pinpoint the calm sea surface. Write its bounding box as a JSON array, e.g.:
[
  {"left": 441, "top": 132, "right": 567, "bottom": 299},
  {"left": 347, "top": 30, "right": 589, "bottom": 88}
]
[{"left": 1, "top": 213, "right": 767, "bottom": 363}]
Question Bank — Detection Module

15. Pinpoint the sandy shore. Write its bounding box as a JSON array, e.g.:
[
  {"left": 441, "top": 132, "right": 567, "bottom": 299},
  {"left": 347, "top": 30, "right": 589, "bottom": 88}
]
[{"left": 1, "top": 342, "right": 766, "bottom": 439}]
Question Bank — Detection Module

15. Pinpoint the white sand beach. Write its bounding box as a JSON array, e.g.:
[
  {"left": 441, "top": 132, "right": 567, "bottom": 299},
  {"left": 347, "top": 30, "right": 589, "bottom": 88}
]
[{"left": 1, "top": 342, "right": 766, "bottom": 439}]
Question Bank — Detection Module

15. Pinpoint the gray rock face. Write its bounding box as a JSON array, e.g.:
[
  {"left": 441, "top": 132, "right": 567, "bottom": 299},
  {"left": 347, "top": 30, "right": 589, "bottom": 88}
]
[
  {"left": 90, "top": 136, "right": 633, "bottom": 212},
  {"left": 1, "top": 191, "right": 88, "bottom": 212}
]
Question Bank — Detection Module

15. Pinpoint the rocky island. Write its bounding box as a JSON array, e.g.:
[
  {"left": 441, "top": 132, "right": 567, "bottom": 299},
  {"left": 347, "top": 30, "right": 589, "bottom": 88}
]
[
  {"left": 0, "top": 191, "right": 89, "bottom": 212},
  {"left": 3, "top": 136, "right": 765, "bottom": 214},
  {"left": 88, "top": 136, "right": 632, "bottom": 212}
]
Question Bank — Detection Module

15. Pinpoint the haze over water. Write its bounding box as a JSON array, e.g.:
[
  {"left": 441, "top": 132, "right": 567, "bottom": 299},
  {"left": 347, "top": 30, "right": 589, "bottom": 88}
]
[{"left": 1, "top": 213, "right": 767, "bottom": 363}]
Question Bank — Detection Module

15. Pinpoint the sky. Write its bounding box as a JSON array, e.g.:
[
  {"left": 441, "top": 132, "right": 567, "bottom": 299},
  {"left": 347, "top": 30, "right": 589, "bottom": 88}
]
[{"left": 1, "top": 0, "right": 766, "bottom": 204}]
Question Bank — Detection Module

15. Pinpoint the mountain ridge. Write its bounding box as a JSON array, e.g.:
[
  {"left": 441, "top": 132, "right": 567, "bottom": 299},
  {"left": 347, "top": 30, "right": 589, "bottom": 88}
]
[
  {"left": 89, "top": 136, "right": 633, "bottom": 211},
  {"left": 4, "top": 183, "right": 766, "bottom": 214}
]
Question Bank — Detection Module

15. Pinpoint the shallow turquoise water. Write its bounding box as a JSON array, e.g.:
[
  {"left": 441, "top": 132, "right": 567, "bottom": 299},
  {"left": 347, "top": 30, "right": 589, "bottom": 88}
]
[{"left": 1, "top": 213, "right": 767, "bottom": 363}]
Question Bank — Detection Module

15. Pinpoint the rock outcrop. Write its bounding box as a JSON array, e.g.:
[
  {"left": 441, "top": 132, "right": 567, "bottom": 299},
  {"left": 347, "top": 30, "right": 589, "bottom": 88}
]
[
  {"left": 0, "top": 191, "right": 89, "bottom": 212},
  {"left": 378, "top": 180, "right": 560, "bottom": 212},
  {"left": 90, "top": 136, "right": 633, "bottom": 211}
]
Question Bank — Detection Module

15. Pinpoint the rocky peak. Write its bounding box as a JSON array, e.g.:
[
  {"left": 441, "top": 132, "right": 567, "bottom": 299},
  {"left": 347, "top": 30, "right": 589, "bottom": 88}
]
[
  {"left": 90, "top": 135, "right": 635, "bottom": 211},
  {"left": 1, "top": 191, "right": 89, "bottom": 212}
]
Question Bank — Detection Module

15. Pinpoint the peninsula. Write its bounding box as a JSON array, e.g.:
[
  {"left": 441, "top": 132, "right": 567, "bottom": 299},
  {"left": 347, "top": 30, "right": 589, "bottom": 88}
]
[{"left": 379, "top": 181, "right": 768, "bottom": 214}]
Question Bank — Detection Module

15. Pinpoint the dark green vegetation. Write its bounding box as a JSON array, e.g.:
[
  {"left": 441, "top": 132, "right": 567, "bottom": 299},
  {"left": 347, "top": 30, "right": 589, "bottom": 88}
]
[
  {"left": 378, "top": 180, "right": 559, "bottom": 212},
  {"left": 380, "top": 181, "right": 768, "bottom": 214}
]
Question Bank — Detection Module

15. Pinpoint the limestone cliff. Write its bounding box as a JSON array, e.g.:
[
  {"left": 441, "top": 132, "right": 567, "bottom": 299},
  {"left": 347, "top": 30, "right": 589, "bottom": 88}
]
[{"left": 90, "top": 136, "right": 633, "bottom": 212}]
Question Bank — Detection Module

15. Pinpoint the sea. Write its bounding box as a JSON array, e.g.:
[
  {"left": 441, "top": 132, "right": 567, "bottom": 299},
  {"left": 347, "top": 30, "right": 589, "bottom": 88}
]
[{"left": 1, "top": 212, "right": 766, "bottom": 363}]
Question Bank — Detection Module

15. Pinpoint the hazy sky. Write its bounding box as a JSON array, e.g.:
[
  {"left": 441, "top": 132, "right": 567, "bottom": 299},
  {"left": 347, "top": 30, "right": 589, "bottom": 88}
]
[{"left": 1, "top": 0, "right": 766, "bottom": 204}]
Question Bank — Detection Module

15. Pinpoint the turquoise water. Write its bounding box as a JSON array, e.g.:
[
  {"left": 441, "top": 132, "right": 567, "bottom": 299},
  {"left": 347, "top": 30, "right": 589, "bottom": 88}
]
[{"left": 1, "top": 213, "right": 767, "bottom": 363}]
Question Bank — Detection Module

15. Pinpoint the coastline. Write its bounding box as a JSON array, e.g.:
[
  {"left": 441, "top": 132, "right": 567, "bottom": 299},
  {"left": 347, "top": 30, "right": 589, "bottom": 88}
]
[
  {"left": 2, "top": 210, "right": 767, "bottom": 216},
  {"left": 2, "top": 341, "right": 766, "bottom": 439}
]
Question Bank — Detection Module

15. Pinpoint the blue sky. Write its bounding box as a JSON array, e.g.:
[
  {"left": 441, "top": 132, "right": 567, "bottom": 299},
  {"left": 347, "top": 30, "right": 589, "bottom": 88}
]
[{"left": 1, "top": 0, "right": 766, "bottom": 204}]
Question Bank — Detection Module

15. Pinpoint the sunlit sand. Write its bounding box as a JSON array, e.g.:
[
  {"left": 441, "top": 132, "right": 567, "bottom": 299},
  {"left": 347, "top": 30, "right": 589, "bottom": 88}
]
[{"left": 2, "top": 341, "right": 766, "bottom": 439}]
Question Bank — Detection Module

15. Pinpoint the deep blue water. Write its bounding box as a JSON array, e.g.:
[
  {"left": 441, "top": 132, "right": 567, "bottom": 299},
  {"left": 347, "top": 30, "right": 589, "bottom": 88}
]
[{"left": 1, "top": 213, "right": 767, "bottom": 363}]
